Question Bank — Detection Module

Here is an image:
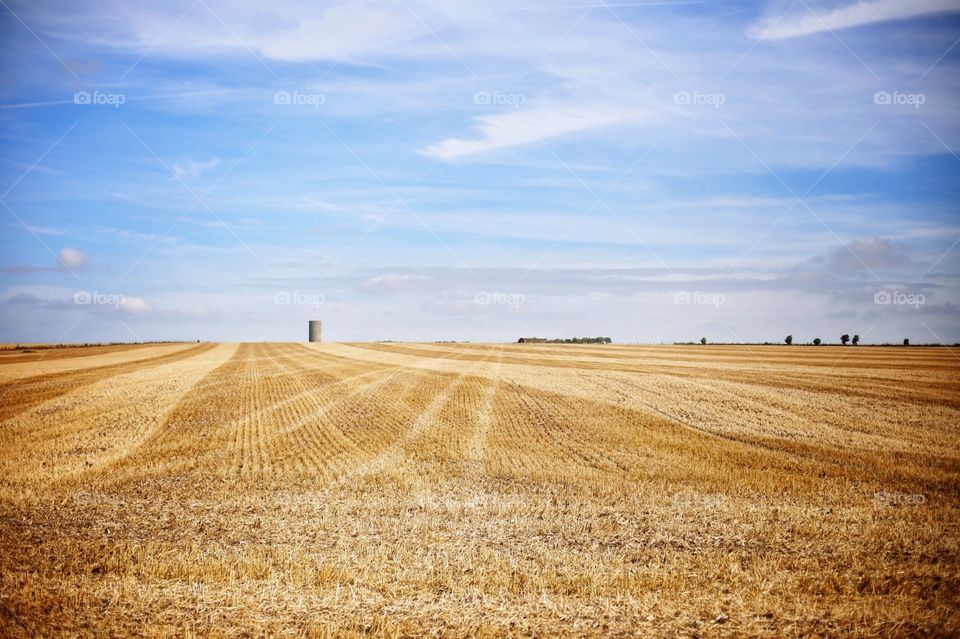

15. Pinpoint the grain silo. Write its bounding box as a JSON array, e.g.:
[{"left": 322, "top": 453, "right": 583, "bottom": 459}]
[{"left": 308, "top": 320, "right": 322, "bottom": 342}]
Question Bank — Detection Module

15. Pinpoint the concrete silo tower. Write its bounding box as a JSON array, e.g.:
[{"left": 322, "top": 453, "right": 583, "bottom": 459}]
[{"left": 308, "top": 320, "right": 322, "bottom": 342}]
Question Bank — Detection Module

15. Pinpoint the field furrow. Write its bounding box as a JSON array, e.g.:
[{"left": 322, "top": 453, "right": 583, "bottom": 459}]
[
  {"left": 0, "top": 343, "right": 238, "bottom": 493},
  {"left": 0, "top": 343, "right": 217, "bottom": 422}
]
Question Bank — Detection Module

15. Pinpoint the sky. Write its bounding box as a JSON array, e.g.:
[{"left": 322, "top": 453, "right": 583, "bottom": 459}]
[{"left": 0, "top": 0, "right": 958, "bottom": 344}]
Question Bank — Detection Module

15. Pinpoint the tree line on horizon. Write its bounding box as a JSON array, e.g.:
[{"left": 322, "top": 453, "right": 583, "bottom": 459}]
[{"left": 690, "top": 335, "right": 914, "bottom": 346}]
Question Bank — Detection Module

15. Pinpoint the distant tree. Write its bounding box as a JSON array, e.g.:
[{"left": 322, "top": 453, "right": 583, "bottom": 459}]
[
  {"left": 841, "top": 334, "right": 850, "bottom": 345},
  {"left": 785, "top": 335, "right": 793, "bottom": 345},
  {"left": 700, "top": 337, "right": 707, "bottom": 345},
  {"left": 813, "top": 337, "right": 822, "bottom": 346},
  {"left": 903, "top": 338, "right": 910, "bottom": 346},
  {"left": 852, "top": 334, "right": 860, "bottom": 345}
]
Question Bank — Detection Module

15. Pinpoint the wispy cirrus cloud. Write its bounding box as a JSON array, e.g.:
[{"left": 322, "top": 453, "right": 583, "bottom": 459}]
[
  {"left": 749, "top": 0, "right": 960, "bottom": 40},
  {"left": 16, "top": 224, "right": 66, "bottom": 236},
  {"left": 171, "top": 157, "right": 221, "bottom": 182},
  {"left": 421, "top": 102, "right": 641, "bottom": 161}
]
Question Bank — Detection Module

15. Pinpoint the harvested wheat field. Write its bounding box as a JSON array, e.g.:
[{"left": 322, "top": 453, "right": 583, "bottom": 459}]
[{"left": 1, "top": 341, "right": 958, "bottom": 637}]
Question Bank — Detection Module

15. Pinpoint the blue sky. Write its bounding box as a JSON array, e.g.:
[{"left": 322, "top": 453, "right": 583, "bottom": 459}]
[{"left": 1, "top": 0, "right": 958, "bottom": 343}]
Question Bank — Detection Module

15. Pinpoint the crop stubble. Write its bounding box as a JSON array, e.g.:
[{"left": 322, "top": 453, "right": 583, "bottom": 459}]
[{"left": 0, "top": 341, "right": 958, "bottom": 637}]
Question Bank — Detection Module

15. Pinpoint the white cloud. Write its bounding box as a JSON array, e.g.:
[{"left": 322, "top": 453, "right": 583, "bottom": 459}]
[
  {"left": 421, "top": 103, "right": 639, "bottom": 161},
  {"left": 56, "top": 0, "right": 427, "bottom": 63},
  {"left": 800, "top": 237, "right": 913, "bottom": 273},
  {"left": 21, "top": 224, "right": 65, "bottom": 236},
  {"left": 57, "top": 247, "right": 87, "bottom": 270},
  {"left": 257, "top": 5, "right": 426, "bottom": 62},
  {"left": 119, "top": 296, "right": 151, "bottom": 313},
  {"left": 749, "top": 0, "right": 960, "bottom": 40},
  {"left": 360, "top": 272, "right": 438, "bottom": 294},
  {"left": 20, "top": 0, "right": 960, "bottom": 166},
  {"left": 172, "top": 157, "right": 221, "bottom": 182}
]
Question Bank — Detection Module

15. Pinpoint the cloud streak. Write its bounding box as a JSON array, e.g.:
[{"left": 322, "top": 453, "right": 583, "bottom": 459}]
[
  {"left": 421, "top": 102, "right": 640, "bottom": 161},
  {"left": 749, "top": 0, "right": 960, "bottom": 40}
]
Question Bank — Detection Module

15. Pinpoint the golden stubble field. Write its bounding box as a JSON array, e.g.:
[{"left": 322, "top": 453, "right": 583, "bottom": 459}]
[{"left": 0, "top": 341, "right": 958, "bottom": 637}]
